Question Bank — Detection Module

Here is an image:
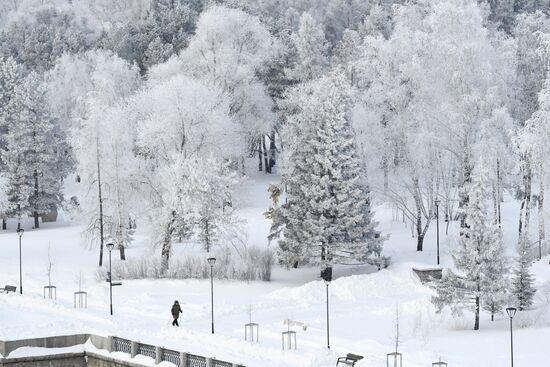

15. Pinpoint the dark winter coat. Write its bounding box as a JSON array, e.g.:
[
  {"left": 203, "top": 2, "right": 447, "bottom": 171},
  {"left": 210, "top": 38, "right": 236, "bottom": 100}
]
[{"left": 171, "top": 302, "right": 182, "bottom": 318}]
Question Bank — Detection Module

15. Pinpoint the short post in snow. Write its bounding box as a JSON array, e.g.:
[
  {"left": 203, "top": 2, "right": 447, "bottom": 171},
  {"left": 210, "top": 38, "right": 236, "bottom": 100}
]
[
  {"left": 106, "top": 243, "right": 122, "bottom": 315},
  {"left": 321, "top": 266, "right": 332, "bottom": 349},
  {"left": 208, "top": 257, "right": 216, "bottom": 334}
]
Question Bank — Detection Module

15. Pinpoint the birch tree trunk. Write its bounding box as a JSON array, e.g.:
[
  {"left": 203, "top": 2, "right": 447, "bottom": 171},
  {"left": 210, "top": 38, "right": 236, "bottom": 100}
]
[
  {"left": 413, "top": 177, "right": 424, "bottom": 251},
  {"left": 518, "top": 154, "right": 532, "bottom": 236},
  {"left": 258, "top": 138, "right": 263, "bottom": 172},
  {"left": 96, "top": 137, "right": 105, "bottom": 267},
  {"left": 161, "top": 211, "right": 176, "bottom": 273},
  {"left": 539, "top": 164, "right": 545, "bottom": 259}
]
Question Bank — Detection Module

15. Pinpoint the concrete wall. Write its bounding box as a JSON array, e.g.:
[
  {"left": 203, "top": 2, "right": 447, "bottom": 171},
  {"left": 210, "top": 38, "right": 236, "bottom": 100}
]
[
  {"left": 0, "top": 352, "right": 87, "bottom": 367},
  {"left": 0, "top": 352, "right": 147, "bottom": 367},
  {"left": 1, "top": 334, "right": 90, "bottom": 357},
  {"left": 86, "top": 352, "right": 149, "bottom": 367}
]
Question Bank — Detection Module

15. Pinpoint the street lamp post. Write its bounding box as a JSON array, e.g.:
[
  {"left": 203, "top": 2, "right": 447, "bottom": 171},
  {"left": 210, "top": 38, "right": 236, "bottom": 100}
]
[
  {"left": 208, "top": 257, "right": 216, "bottom": 334},
  {"left": 506, "top": 307, "right": 517, "bottom": 367},
  {"left": 106, "top": 243, "right": 122, "bottom": 316},
  {"left": 321, "top": 266, "right": 332, "bottom": 349},
  {"left": 434, "top": 198, "right": 440, "bottom": 265},
  {"left": 16, "top": 228, "right": 24, "bottom": 294}
]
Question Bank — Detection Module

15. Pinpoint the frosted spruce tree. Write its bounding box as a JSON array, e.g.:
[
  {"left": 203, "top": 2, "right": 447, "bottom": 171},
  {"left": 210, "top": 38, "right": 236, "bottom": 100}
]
[
  {"left": 432, "top": 169, "right": 508, "bottom": 330},
  {"left": 511, "top": 234, "right": 536, "bottom": 310},
  {"left": 0, "top": 57, "right": 23, "bottom": 228},
  {"left": 277, "top": 72, "right": 383, "bottom": 268},
  {"left": 0, "top": 57, "right": 22, "bottom": 140},
  {"left": 291, "top": 12, "right": 329, "bottom": 82},
  {"left": 2, "top": 72, "right": 72, "bottom": 228},
  {"left": 481, "top": 226, "right": 509, "bottom": 321}
]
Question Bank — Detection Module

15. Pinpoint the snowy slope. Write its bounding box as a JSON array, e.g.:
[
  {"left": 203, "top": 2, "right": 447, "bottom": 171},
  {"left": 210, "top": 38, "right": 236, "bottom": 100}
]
[{"left": 0, "top": 170, "right": 549, "bottom": 367}]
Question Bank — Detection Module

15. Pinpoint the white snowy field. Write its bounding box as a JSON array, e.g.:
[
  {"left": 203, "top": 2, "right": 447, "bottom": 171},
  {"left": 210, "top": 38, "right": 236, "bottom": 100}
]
[{"left": 1, "top": 172, "right": 550, "bottom": 367}]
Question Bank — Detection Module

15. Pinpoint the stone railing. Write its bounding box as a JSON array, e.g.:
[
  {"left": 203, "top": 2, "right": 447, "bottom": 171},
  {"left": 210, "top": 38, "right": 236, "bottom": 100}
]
[{"left": 0, "top": 334, "right": 244, "bottom": 367}]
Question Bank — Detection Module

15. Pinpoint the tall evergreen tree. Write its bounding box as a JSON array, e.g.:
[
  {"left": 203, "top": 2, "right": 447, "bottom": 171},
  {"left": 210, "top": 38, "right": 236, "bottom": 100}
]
[
  {"left": 277, "top": 72, "right": 383, "bottom": 268},
  {"left": 2, "top": 72, "right": 71, "bottom": 228},
  {"left": 0, "top": 57, "right": 22, "bottom": 156},
  {"left": 511, "top": 234, "right": 537, "bottom": 310},
  {"left": 481, "top": 226, "right": 509, "bottom": 321},
  {"left": 432, "top": 169, "right": 508, "bottom": 330},
  {"left": 290, "top": 12, "right": 329, "bottom": 82}
]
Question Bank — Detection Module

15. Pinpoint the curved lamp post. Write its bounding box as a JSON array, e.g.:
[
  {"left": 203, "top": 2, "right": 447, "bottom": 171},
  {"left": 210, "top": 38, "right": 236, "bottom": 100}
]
[
  {"left": 208, "top": 257, "right": 216, "bottom": 334},
  {"left": 16, "top": 228, "right": 24, "bottom": 294},
  {"left": 506, "top": 307, "right": 517, "bottom": 367},
  {"left": 321, "top": 266, "right": 332, "bottom": 349}
]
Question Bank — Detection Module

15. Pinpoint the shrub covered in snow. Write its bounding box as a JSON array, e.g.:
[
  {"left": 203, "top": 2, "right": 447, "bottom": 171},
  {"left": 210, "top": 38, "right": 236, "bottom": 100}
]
[{"left": 96, "top": 247, "right": 274, "bottom": 282}]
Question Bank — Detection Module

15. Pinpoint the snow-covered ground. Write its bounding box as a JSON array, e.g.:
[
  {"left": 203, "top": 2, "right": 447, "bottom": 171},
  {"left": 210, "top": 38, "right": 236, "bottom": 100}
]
[{"left": 1, "top": 171, "right": 550, "bottom": 367}]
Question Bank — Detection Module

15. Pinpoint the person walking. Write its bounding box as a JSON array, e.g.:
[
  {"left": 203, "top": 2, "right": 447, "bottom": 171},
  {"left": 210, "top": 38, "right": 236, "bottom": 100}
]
[{"left": 171, "top": 300, "right": 182, "bottom": 327}]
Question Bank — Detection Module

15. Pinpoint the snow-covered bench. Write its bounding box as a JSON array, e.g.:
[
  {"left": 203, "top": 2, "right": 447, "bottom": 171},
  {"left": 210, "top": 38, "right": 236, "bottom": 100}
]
[
  {"left": 0, "top": 285, "right": 17, "bottom": 293},
  {"left": 337, "top": 353, "right": 364, "bottom": 366}
]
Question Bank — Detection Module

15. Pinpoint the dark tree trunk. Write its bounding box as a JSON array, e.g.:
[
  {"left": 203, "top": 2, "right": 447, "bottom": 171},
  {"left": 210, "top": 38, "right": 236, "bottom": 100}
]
[
  {"left": 258, "top": 139, "right": 263, "bottom": 172},
  {"left": 33, "top": 170, "right": 39, "bottom": 229},
  {"left": 413, "top": 178, "right": 423, "bottom": 251},
  {"left": 262, "top": 135, "right": 270, "bottom": 174},
  {"left": 474, "top": 295, "right": 480, "bottom": 330},
  {"left": 269, "top": 131, "right": 276, "bottom": 169},
  {"left": 459, "top": 149, "right": 472, "bottom": 231},
  {"left": 97, "top": 140, "right": 105, "bottom": 267},
  {"left": 161, "top": 211, "right": 176, "bottom": 272},
  {"left": 2, "top": 218, "right": 5, "bottom": 230},
  {"left": 119, "top": 244, "right": 126, "bottom": 261}
]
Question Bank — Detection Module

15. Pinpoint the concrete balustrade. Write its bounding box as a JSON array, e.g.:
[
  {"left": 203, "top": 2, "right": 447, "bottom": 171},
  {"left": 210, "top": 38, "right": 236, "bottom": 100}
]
[{"left": 0, "top": 334, "right": 245, "bottom": 367}]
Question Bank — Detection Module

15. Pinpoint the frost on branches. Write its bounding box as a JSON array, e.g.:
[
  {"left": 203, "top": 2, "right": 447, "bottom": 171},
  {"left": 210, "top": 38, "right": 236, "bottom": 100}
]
[
  {"left": 511, "top": 234, "right": 536, "bottom": 310},
  {"left": 432, "top": 169, "right": 508, "bottom": 330},
  {"left": 275, "top": 73, "right": 384, "bottom": 269}
]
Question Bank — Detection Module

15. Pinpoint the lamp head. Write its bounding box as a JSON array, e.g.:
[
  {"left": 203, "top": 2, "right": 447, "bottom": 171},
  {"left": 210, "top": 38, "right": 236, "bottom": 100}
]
[
  {"left": 434, "top": 198, "right": 440, "bottom": 205},
  {"left": 16, "top": 228, "right": 24, "bottom": 237},
  {"left": 106, "top": 243, "right": 115, "bottom": 252},
  {"left": 207, "top": 257, "right": 216, "bottom": 266},
  {"left": 506, "top": 307, "right": 517, "bottom": 318}
]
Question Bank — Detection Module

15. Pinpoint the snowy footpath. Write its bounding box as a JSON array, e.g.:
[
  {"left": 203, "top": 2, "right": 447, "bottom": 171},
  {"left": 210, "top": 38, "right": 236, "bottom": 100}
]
[{"left": 1, "top": 174, "right": 550, "bottom": 367}]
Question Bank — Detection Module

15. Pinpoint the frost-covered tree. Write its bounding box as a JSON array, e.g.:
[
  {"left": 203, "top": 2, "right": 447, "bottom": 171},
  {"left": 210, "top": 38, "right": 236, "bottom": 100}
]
[
  {"left": 432, "top": 168, "right": 508, "bottom": 330},
  {"left": 181, "top": 6, "right": 278, "bottom": 157},
  {"left": 277, "top": 73, "right": 383, "bottom": 268},
  {"left": 481, "top": 224, "right": 509, "bottom": 321},
  {"left": 518, "top": 76, "right": 550, "bottom": 257},
  {"left": 185, "top": 157, "right": 240, "bottom": 253},
  {"left": 0, "top": 5, "right": 97, "bottom": 72},
  {"left": 47, "top": 50, "right": 141, "bottom": 265},
  {"left": 512, "top": 12, "right": 550, "bottom": 243},
  {"left": 2, "top": 72, "right": 72, "bottom": 228},
  {"left": 127, "top": 73, "right": 241, "bottom": 271},
  {"left": 102, "top": 0, "right": 198, "bottom": 72},
  {"left": 0, "top": 57, "right": 23, "bottom": 177},
  {"left": 290, "top": 12, "right": 329, "bottom": 82},
  {"left": 352, "top": 0, "right": 514, "bottom": 252},
  {"left": 511, "top": 234, "right": 537, "bottom": 310}
]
